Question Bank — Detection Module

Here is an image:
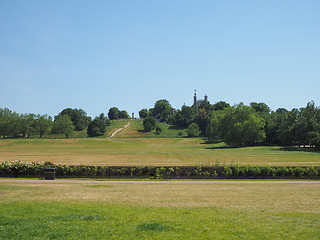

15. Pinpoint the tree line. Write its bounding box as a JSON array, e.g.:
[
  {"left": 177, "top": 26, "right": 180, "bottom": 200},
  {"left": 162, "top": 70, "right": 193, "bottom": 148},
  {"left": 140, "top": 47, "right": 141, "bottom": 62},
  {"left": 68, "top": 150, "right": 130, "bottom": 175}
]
[
  {"left": 140, "top": 99, "right": 320, "bottom": 148},
  {"left": 1, "top": 100, "right": 320, "bottom": 148},
  {"left": 0, "top": 107, "right": 130, "bottom": 138}
]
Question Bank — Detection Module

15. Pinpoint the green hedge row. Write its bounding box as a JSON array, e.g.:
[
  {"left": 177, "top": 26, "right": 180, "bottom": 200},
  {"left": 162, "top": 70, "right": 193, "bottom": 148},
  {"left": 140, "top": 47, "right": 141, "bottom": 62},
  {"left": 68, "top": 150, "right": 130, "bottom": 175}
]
[{"left": 1, "top": 161, "right": 319, "bottom": 179}]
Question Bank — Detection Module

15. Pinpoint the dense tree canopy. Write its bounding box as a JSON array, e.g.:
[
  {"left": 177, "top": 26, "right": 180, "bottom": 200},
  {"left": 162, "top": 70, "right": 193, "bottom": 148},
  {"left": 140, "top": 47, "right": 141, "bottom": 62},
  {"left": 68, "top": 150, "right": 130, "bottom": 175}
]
[
  {"left": 87, "top": 116, "right": 108, "bottom": 137},
  {"left": 151, "top": 99, "right": 172, "bottom": 122},
  {"left": 175, "top": 106, "right": 195, "bottom": 128},
  {"left": 143, "top": 116, "right": 156, "bottom": 132},
  {"left": 118, "top": 110, "right": 130, "bottom": 119},
  {"left": 207, "top": 104, "right": 266, "bottom": 146},
  {"left": 34, "top": 114, "right": 52, "bottom": 138},
  {"left": 53, "top": 115, "right": 74, "bottom": 138},
  {"left": 59, "top": 108, "right": 90, "bottom": 131},
  {"left": 139, "top": 109, "right": 148, "bottom": 119},
  {"left": 108, "top": 107, "right": 120, "bottom": 120},
  {"left": 212, "top": 101, "right": 230, "bottom": 111}
]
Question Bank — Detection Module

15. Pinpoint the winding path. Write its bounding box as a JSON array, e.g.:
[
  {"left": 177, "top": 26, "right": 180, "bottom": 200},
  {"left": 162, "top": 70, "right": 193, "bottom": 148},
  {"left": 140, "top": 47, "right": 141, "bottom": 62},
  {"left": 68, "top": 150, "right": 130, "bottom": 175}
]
[{"left": 109, "top": 121, "right": 130, "bottom": 138}]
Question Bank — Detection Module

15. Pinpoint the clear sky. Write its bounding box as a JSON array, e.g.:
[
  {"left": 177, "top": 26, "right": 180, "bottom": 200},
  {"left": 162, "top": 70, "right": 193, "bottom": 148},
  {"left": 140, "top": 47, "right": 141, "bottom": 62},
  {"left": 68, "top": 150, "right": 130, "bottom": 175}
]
[{"left": 1, "top": 0, "right": 319, "bottom": 118}]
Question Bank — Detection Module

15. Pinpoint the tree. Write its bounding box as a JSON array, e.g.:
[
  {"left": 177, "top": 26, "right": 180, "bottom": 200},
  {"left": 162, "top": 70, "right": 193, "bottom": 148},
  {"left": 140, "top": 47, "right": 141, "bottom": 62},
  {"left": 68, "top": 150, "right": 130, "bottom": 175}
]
[
  {"left": 265, "top": 108, "right": 296, "bottom": 145},
  {"left": 250, "top": 102, "right": 271, "bottom": 114},
  {"left": 199, "top": 101, "right": 214, "bottom": 113},
  {"left": 87, "top": 117, "right": 107, "bottom": 137},
  {"left": 59, "top": 108, "right": 90, "bottom": 131},
  {"left": 187, "top": 123, "right": 200, "bottom": 137},
  {"left": 213, "top": 101, "right": 230, "bottom": 111},
  {"left": 174, "top": 106, "right": 195, "bottom": 128},
  {"left": 294, "top": 101, "right": 320, "bottom": 147},
  {"left": 206, "top": 111, "right": 223, "bottom": 142},
  {"left": 143, "top": 116, "right": 156, "bottom": 132},
  {"left": 0, "top": 108, "right": 20, "bottom": 138},
  {"left": 119, "top": 110, "right": 130, "bottom": 119},
  {"left": 207, "top": 104, "right": 266, "bottom": 146},
  {"left": 155, "top": 125, "right": 162, "bottom": 135},
  {"left": 53, "top": 115, "right": 74, "bottom": 138},
  {"left": 34, "top": 114, "right": 52, "bottom": 138},
  {"left": 151, "top": 99, "right": 172, "bottom": 122},
  {"left": 195, "top": 108, "right": 208, "bottom": 134},
  {"left": 108, "top": 107, "right": 120, "bottom": 120},
  {"left": 20, "top": 113, "right": 35, "bottom": 138},
  {"left": 99, "top": 113, "right": 111, "bottom": 126},
  {"left": 139, "top": 109, "right": 148, "bottom": 119}
]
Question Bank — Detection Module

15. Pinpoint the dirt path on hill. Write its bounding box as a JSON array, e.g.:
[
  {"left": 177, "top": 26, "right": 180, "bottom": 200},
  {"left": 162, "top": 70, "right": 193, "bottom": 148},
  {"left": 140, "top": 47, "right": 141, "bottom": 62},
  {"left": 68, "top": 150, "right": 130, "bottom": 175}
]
[
  {"left": 109, "top": 121, "right": 130, "bottom": 138},
  {"left": 0, "top": 179, "right": 319, "bottom": 184}
]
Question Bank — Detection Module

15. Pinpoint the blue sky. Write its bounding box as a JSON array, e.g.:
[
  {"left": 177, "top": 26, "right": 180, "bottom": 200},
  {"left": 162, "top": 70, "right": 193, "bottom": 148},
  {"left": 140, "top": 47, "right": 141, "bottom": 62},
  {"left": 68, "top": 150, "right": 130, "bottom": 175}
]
[{"left": 1, "top": 0, "right": 319, "bottom": 118}]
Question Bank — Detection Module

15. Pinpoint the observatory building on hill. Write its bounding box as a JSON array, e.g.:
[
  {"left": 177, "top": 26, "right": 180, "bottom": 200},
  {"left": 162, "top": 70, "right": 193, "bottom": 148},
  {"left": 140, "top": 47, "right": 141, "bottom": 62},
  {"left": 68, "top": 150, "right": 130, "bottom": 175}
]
[
  {"left": 192, "top": 90, "right": 209, "bottom": 108},
  {"left": 181, "top": 90, "right": 209, "bottom": 109}
]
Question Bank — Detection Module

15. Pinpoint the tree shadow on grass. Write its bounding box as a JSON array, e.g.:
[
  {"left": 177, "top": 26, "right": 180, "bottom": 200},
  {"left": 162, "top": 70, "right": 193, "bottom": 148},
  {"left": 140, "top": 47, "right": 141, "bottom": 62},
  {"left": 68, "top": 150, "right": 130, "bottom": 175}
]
[{"left": 272, "top": 146, "right": 320, "bottom": 153}]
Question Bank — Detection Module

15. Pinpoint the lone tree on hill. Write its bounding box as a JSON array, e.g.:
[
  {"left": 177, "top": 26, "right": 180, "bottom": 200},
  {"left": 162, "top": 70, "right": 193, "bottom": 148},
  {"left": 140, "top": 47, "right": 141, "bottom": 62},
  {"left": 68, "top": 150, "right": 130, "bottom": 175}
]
[
  {"left": 108, "top": 107, "right": 120, "bottom": 120},
  {"left": 143, "top": 116, "right": 156, "bottom": 132},
  {"left": 151, "top": 99, "right": 172, "bottom": 122},
  {"left": 119, "top": 110, "right": 130, "bottom": 119},
  {"left": 139, "top": 109, "right": 148, "bottom": 118}
]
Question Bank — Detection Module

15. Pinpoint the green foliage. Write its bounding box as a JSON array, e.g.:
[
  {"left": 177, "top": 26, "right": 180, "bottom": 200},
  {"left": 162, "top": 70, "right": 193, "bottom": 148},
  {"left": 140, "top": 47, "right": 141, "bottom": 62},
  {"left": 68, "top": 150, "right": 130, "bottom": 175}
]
[
  {"left": 139, "top": 109, "right": 148, "bottom": 118},
  {"left": 59, "top": 108, "right": 90, "bottom": 131},
  {"left": 2, "top": 161, "right": 318, "bottom": 179},
  {"left": 207, "top": 104, "right": 266, "bottom": 146},
  {"left": 155, "top": 125, "right": 162, "bottom": 135},
  {"left": 250, "top": 102, "right": 271, "bottom": 114},
  {"left": 223, "top": 166, "right": 233, "bottom": 177},
  {"left": 34, "top": 114, "right": 52, "bottom": 138},
  {"left": 0, "top": 108, "right": 20, "bottom": 138},
  {"left": 108, "top": 107, "right": 120, "bottom": 120},
  {"left": 151, "top": 99, "right": 173, "bottom": 123},
  {"left": 212, "top": 101, "right": 230, "bottom": 111},
  {"left": 87, "top": 117, "right": 108, "bottom": 137},
  {"left": 52, "top": 115, "right": 74, "bottom": 138},
  {"left": 143, "top": 116, "right": 156, "bottom": 132},
  {"left": 19, "top": 113, "right": 36, "bottom": 138},
  {"left": 195, "top": 108, "right": 208, "bottom": 134},
  {"left": 119, "top": 110, "right": 130, "bottom": 119},
  {"left": 175, "top": 106, "right": 195, "bottom": 128},
  {"left": 187, "top": 123, "right": 200, "bottom": 137}
]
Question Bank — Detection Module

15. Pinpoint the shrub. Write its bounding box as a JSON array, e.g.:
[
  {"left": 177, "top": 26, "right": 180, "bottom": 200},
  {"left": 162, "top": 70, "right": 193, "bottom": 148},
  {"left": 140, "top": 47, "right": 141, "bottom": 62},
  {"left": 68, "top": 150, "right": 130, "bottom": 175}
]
[
  {"left": 223, "top": 166, "right": 233, "bottom": 178},
  {"left": 143, "top": 116, "right": 156, "bottom": 132},
  {"left": 155, "top": 126, "right": 162, "bottom": 135},
  {"left": 187, "top": 123, "right": 200, "bottom": 137}
]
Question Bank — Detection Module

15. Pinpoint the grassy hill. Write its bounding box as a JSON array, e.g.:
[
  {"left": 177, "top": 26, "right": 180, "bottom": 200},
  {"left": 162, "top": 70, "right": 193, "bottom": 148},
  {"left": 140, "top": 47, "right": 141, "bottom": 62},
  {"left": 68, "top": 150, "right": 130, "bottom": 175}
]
[{"left": 113, "top": 119, "right": 187, "bottom": 138}]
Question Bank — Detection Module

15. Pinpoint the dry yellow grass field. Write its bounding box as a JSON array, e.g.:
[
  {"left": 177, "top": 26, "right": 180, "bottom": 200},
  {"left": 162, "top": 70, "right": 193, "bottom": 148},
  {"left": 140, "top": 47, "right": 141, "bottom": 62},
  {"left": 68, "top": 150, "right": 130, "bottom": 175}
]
[{"left": 1, "top": 180, "right": 319, "bottom": 211}]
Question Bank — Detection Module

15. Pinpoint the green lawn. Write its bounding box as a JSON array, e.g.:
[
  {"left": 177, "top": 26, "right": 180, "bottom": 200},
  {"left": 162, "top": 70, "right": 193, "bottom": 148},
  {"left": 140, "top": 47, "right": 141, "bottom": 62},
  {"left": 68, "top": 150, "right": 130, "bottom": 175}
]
[{"left": 0, "top": 181, "right": 319, "bottom": 239}]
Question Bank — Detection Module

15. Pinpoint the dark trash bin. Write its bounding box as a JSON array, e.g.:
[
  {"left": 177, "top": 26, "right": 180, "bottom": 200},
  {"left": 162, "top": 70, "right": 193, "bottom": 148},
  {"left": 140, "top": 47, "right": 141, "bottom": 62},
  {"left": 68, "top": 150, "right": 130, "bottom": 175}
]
[{"left": 45, "top": 168, "right": 55, "bottom": 180}]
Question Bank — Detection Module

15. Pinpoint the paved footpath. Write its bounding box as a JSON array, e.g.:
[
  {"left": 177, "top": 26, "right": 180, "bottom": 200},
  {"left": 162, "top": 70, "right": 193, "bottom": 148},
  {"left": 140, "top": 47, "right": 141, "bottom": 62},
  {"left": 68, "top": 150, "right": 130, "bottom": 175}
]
[
  {"left": 109, "top": 121, "right": 130, "bottom": 138},
  {"left": 1, "top": 179, "right": 319, "bottom": 184}
]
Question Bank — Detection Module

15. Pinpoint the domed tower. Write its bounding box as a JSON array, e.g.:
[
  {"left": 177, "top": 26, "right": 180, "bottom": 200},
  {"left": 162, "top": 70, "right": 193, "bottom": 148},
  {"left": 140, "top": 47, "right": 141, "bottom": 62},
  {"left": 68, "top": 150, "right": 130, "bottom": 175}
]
[
  {"left": 193, "top": 90, "right": 197, "bottom": 107},
  {"left": 204, "top": 94, "right": 208, "bottom": 102}
]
